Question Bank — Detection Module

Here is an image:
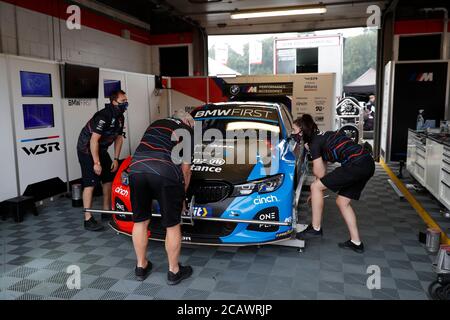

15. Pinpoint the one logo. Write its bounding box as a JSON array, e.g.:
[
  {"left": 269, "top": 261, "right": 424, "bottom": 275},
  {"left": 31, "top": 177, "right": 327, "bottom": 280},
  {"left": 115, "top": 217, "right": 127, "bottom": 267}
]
[
  {"left": 182, "top": 236, "right": 192, "bottom": 241},
  {"left": 410, "top": 72, "right": 433, "bottom": 82},
  {"left": 115, "top": 186, "right": 129, "bottom": 197},
  {"left": 22, "top": 142, "right": 60, "bottom": 156},
  {"left": 230, "top": 85, "right": 240, "bottom": 96},
  {"left": 253, "top": 195, "right": 279, "bottom": 205}
]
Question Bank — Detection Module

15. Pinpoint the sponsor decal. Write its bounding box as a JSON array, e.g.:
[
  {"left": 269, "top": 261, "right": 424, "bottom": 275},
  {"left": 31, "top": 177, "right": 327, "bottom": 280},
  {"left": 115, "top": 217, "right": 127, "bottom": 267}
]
[
  {"left": 115, "top": 186, "right": 129, "bottom": 197},
  {"left": 22, "top": 142, "right": 60, "bottom": 156},
  {"left": 182, "top": 236, "right": 192, "bottom": 241},
  {"left": 276, "top": 230, "right": 292, "bottom": 238},
  {"left": 225, "top": 83, "right": 293, "bottom": 96},
  {"left": 193, "top": 108, "right": 274, "bottom": 120},
  {"left": 192, "top": 206, "right": 212, "bottom": 217},
  {"left": 193, "top": 158, "right": 226, "bottom": 166},
  {"left": 96, "top": 119, "right": 106, "bottom": 131},
  {"left": 115, "top": 202, "right": 125, "bottom": 211},
  {"left": 253, "top": 195, "right": 279, "bottom": 205},
  {"left": 191, "top": 165, "right": 223, "bottom": 173},
  {"left": 68, "top": 99, "right": 90, "bottom": 107}
]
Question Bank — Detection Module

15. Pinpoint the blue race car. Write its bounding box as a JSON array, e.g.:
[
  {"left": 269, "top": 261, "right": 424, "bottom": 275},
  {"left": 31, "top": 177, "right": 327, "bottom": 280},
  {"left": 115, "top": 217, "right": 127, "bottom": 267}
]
[{"left": 110, "top": 102, "right": 307, "bottom": 246}]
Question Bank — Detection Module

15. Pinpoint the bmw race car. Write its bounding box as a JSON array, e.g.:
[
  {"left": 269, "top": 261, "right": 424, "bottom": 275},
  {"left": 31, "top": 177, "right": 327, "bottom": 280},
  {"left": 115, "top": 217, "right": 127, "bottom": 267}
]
[{"left": 109, "top": 102, "right": 307, "bottom": 245}]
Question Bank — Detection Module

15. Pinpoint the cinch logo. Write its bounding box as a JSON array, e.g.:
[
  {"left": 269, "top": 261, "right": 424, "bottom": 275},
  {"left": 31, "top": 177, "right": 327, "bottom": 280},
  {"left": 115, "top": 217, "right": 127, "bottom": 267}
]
[
  {"left": 22, "top": 142, "right": 60, "bottom": 156},
  {"left": 410, "top": 72, "right": 433, "bottom": 82},
  {"left": 253, "top": 195, "right": 279, "bottom": 205},
  {"left": 115, "top": 186, "right": 129, "bottom": 197}
]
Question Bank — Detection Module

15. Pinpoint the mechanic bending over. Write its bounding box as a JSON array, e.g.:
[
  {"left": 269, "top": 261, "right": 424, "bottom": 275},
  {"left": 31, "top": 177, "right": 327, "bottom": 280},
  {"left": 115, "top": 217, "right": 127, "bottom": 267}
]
[
  {"left": 128, "top": 110, "right": 195, "bottom": 284},
  {"left": 292, "top": 114, "right": 375, "bottom": 253},
  {"left": 77, "top": 90, "right": 128, "bottom": 232}
]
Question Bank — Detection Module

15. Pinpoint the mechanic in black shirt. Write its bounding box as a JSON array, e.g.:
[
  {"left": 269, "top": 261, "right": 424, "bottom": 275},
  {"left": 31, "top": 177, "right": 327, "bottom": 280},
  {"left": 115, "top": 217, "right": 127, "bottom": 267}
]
[
  {"left": 77, "top": 90, "right": 128, "bottom": 231},
  {"left": 128, "top": 109, "right": 195, "bottom": 284},
  {"left": 293, "top": 114, "right": 375, "bottom": 253}
]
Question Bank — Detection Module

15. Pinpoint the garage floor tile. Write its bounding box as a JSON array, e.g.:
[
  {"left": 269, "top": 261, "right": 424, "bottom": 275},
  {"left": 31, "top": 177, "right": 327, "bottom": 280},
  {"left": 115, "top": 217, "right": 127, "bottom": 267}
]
[{"left": 0, "top": 164, "right": 438, "bottom": 300}]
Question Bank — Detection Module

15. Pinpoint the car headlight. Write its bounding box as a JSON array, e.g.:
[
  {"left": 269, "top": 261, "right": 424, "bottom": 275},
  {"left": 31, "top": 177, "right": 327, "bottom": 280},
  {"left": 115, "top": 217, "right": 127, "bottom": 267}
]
[
  {"left": 121, "top": 171, "right": 129, "bottom": 186},
  {"left": 231, "top": 174, "right": 284, "bottom": 197}
]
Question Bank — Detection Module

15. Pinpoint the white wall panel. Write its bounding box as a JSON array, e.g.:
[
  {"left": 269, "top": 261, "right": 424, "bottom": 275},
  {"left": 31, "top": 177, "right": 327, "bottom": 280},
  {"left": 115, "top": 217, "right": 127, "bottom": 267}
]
[
  {"left": 126, "top": 73, "right": 151, "bottom": 153},
  {"left": 8, "top": 56, "right": 66, "bottom": 193},
  {"left": 0, "top": 55, "right": 19, "bottom": 201},
  {"left": 62, "top": 99, "right": 98, "bottom": 181}
]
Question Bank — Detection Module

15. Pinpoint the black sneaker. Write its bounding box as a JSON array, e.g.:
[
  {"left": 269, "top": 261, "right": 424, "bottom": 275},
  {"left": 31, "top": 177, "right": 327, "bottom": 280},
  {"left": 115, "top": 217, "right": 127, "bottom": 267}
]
[
  {"left": 84, "top": 217, "right": 104, "bottom": 231},
  {"left": 338, "top": 240, "right": 365, "bottom": 253},
  {"left": 101, "top": 213, "right": 111, "bottom": 221},
  {"left": 296, "top": 224, "right": 323, "bottom": 240},
  {"left": 135, "top": 261, "right": 153, "bottom": 281},
  {"left": 167, "top": 264, "right": 193, "bottom": 286}
]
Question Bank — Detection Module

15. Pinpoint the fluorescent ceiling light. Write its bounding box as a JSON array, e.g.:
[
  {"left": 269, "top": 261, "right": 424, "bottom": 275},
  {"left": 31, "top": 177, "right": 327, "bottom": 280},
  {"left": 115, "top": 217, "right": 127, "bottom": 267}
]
[{"left": 231, "top": 6, "right": 326, "bottom": 19}]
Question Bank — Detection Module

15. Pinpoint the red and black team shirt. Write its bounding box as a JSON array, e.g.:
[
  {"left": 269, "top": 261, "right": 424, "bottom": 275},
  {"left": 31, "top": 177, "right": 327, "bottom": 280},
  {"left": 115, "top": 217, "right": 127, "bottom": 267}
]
[
  {"left": 129, "top": 118, "right": 194, "bottom": 183},
  {"left": 309, "top": 131, "right": 370, "bottom": 166},
  {"left": 77, "top": 104, "right": 125, "bottom": 154}
]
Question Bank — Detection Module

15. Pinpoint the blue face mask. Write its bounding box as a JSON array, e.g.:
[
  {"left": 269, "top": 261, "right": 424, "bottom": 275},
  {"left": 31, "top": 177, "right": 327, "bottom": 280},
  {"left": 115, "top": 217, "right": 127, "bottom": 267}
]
[{"left": 117, "top": 102, "right": 128, "bottom": 113}]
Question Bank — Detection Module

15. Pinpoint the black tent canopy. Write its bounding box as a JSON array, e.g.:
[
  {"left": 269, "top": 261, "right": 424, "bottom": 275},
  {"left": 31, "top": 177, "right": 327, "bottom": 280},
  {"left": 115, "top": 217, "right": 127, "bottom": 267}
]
[{"left": 344, "top": 68, "right": 376, "bottom": 94}]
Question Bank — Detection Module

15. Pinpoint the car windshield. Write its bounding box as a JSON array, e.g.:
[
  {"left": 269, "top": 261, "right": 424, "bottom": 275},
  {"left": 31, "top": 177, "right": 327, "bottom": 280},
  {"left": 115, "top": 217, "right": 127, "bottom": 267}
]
[{"left": 192, "top": 106, "right": 281, "bottom": 142}]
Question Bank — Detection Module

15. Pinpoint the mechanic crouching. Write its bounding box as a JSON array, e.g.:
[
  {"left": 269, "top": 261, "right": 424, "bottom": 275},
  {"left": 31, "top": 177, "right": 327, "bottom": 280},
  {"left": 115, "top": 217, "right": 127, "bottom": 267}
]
[
  {"left": 128, "top": 110, "right": 195, "bottom": 284},
  {"left": 293, "top": 114, "right": 375, "bottom": 253}
]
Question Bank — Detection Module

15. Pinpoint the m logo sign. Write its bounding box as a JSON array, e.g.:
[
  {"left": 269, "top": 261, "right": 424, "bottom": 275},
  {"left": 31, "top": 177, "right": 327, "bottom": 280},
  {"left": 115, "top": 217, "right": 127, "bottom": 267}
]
[
  {"left": 410, "top": 72, "right": 434, "bottom": 82},
  {"left": 22, "top": 142, "right": 61, "bottom": 156}
]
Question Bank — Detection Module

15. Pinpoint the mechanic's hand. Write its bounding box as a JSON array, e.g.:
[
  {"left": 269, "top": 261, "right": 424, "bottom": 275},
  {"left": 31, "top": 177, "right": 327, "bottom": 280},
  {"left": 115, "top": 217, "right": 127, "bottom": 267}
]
[
  {"left": 93, "top": 163, "right": 102, "bottom": 176},
  {"left": 111, "top": 159, "right": 119, "bottom": 173}
]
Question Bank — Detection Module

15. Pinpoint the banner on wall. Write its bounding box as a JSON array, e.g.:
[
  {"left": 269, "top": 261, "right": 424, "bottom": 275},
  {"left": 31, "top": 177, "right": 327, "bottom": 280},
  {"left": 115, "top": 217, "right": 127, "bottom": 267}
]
[
  {"left": 224, "top": 82, "right": 293, "bottom": 97},
  {"left": 169, "top": 74, "right": 336, "bottom": 131},
  {"left": 291, "top": 74, "right": 336, "bottom": 131}
]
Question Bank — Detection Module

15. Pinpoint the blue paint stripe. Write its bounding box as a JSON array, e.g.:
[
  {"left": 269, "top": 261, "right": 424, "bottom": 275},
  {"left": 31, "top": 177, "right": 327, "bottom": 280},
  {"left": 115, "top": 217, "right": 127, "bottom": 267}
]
[{"left": 20, "top": 136, "right": 59, "bottom": 143}]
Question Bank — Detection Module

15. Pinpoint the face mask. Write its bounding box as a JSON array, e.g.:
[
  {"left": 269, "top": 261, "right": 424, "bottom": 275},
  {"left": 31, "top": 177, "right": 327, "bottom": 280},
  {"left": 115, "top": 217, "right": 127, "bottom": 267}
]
[
  {"left": 292, "top": 133, "right": 302, "bottom": 143},
  {"left": 117, "top": 102, "right": 128, "bottom": 113}
]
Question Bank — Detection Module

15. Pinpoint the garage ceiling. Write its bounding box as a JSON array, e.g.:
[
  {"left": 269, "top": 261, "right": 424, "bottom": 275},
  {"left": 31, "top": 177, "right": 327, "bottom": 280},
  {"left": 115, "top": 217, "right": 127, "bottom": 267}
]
[
  {"left": 92, "top": 0, "right": 450, "bottom": 35},
  {"left": 164, "top": 0, "right": 390, "bottom": 34}
]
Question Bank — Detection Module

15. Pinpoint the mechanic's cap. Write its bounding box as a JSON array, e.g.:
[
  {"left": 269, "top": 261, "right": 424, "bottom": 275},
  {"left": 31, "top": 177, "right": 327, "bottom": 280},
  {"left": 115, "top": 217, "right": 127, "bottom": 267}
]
[{"left": 173, "top": 109, "right": 195, "bottom": 128}]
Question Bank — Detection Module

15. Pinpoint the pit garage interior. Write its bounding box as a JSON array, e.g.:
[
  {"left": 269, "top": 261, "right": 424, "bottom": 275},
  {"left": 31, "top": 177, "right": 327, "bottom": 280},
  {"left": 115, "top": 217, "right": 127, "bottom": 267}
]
[{"left": 0, "top": 0, "right": 450, "bottom": 301}]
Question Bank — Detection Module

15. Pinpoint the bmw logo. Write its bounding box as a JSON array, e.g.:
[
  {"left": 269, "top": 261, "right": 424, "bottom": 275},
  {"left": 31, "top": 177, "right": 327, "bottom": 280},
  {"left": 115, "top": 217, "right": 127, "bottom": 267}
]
[{"left": 230, "top": 85, "right": 240, "bottom": 96}]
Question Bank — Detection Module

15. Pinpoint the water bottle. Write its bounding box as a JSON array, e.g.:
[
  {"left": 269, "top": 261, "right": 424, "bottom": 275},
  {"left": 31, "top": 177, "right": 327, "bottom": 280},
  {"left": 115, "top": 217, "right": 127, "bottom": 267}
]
[{"left": 417, "top": 109, "right": 425, "bottom": 131}]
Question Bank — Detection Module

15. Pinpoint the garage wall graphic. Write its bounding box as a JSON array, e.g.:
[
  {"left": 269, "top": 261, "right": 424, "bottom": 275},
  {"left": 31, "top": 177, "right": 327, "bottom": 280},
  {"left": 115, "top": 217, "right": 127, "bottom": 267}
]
[{"left": 8, "top": 56, "right": 66, "bottom": 195}]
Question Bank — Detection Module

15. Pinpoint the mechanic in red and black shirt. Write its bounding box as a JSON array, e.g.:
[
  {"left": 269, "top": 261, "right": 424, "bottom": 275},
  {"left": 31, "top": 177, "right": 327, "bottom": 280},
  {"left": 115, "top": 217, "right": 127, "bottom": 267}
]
[
  {"left": 77, "top": 90, "right": 128, "bottom": 232},
  {"left": 128, "top": 109, "right": 195, "bottom": 284},
  {"left": 293, "top": 114, "right": 375, "bottom": 253}
]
